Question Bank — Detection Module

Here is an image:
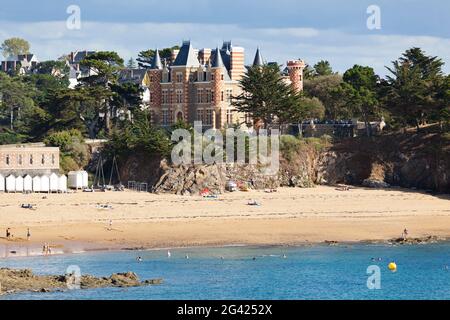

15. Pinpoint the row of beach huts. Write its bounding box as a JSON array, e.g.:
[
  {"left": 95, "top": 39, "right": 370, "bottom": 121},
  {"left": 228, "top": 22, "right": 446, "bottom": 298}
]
[{"left": 0, "top": 171, "right": 89, "bottom": 193}]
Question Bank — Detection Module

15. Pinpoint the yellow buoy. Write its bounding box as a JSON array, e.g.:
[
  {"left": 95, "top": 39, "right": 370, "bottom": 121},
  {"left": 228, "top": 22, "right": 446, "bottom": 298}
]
[{"left": 388, "top": 262, "right": 397, "bottom": 272}]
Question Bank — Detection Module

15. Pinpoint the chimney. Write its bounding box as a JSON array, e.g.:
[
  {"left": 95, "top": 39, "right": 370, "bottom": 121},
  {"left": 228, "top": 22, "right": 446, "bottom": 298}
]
[{"left": 230, "top": 46, "right": 245, "bottom": 81}]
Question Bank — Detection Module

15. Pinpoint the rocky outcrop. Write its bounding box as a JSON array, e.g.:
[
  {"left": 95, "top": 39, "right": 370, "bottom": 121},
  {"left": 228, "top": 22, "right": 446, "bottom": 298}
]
[
  {"left": 115, "top": 132, "right": 450, "bottom": 194},
  {"left": 0, "top": 268, "right": 162, "bottom": 296}
]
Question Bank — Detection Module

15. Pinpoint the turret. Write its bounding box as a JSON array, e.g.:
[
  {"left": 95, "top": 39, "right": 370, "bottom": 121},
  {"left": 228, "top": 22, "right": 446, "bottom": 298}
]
[{"left": 286, "top": 60, "right": 306, "bottom": 93}]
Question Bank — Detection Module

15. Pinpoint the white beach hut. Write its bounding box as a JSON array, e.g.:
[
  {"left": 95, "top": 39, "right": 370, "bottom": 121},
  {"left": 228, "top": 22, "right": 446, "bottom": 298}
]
[
  {"left": 41, "top": 175, "right": 50, "bottom": 193},
  {"left": 68, "top": 171, "right": 83, "bottom": 189},
  {"left": 32, "top": 176, "right": 42, "bottom": 193},
  {"left": 58, "top": 175, "right": 67, "bottom": 193},
  {"left": 15, "top": 175, "right": 24, "bottom": 193},
  {"left": 0, "top": 174, "right": 4, "bottom": 192},
  {"left": 81, "top": 171, "right": 89, "bottom": 188},
  {"left": 49, "top": 173, "right": 59, "bottom": 193},
  {"left": 23, "top": 175, "right": 33, "bottom": 193},
  {"left": 5, "top": 175, "right": 15, "bottom": 193}
]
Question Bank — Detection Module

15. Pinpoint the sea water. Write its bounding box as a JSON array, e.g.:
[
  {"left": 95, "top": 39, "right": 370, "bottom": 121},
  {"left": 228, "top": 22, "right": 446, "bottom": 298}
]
[{"left": 2, "top": 244, "right": 450, "bottom": 300}]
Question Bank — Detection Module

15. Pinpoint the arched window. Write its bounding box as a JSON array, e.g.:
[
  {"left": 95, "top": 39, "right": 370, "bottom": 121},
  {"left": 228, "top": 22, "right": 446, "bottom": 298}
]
[
  {"left": 30, "top": 155, "right": 33, "bottom": 165},
  {"left": 41, "top": 154, "right": 45, "bottom": 165},
  {"left": 6, "top": 154, "right": 10, "bottom": 165}
]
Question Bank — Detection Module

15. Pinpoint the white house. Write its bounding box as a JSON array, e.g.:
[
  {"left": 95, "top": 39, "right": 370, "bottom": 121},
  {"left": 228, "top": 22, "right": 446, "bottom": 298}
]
[
  {"left": 49, "top": 173, "right": 59, "bottom": 192},
  {"left": 58, "top": 175, "right": 67, "bottom": 193},
  {"left": 0, "top": 174, "right": 4, "bottom": 192},
  {"left": 68, "top": 171, "right": 88, "bottom": 189},
  {"left": 82, "top": 171, "right": 89, "bottom": 188},
  {"left": 32, "top": 176, "right": 42, "bottom": 193},
  {"left": 41, "top": 175, "right": 50, "bottom": 193},
  {"left": 5, "top": 175, "right": 15, "bottom": 192},
  {"left": 23, "top": 175, "right": 33, "bottom": 193},
  {"left": 15, "top": 175, "right": 24, "bottom": 193}
]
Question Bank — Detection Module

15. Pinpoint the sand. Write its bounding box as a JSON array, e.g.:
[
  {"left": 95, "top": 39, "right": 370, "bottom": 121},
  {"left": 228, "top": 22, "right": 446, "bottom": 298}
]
[{"left": 0, "top": 186, "right": 449, "bottom": 258}]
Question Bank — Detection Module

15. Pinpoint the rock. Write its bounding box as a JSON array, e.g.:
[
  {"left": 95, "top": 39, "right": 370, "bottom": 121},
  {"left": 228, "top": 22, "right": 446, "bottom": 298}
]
[
  {"left": 362, "top": 179, "right": 390, "bottom": 189},
  {"left": 0, "top": 268, "right": 162, "bottom": 295}
]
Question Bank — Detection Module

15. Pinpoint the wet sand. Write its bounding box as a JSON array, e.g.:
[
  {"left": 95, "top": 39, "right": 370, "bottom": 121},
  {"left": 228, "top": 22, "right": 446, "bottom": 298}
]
[{"left": 0, "top": 186, "right": 449, "bottom": 258}]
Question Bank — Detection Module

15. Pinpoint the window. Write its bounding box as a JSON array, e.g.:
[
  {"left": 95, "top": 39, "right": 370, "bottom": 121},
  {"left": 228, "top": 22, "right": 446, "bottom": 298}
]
[
  {"left": 41, "top": 154, "right": 45, "bottom": 165},
  {"left": 221, "top": 74, "right": 224, "bottom": 80},
  {"left": 211, "top": 74, "right": 215, "bottom": 81},
  {"left": 30, "top": 155, "right": 33, "bottom": 165},
  {"left": 211, "top": 90, "right": 215, "bottom": 103},
  {"left": 149, "top": 91, "right": 153, "bottom": 103},
  {"left": 18, "top": 154, "right": 22, "bottom": 165},
  {"left": 221, "top": 91, "right": 224, "bottom": 102},
  {"left": 150, "top": 76, "right": 154, "bottom": 83},
  {"left": 162, "top": 90, "right": 169, "bottom": 104},
  {"left": 206, "top": 89, "right": 211, "bottom": 103},
  {"left": 176, "top": 73, "right": 183, "bottom": 83},
  {"left": 226, "top": 89, "right": 233, "bottom": 103},
  {"left": 52, "top": 154, "right": 55, "bottom": 165},
  {"left": 197, "top": 89, "right": 203, "bottom": 103},
  {"left": 6, "top": 154, "right": 10, "bottom": 166},
  {"left": 176, "top": 90, "right": 183, "bottom": 104},
  {"left": 197, "top": 109, "right": 204, "bottom": 122},
  {"left": 162, "top": 110, "right": 170, "bottom": 125},
  {"left": 206, "top": 109, "right": 213, "bottom": 125},
  {"left": 227, "top": 110, "right": 234, "bottom": 125}
]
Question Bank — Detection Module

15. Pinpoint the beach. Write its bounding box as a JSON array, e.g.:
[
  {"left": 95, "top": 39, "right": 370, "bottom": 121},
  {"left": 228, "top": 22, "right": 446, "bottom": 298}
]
[{"left": 0, "top": 186, "right": 449, "bottom": 258}]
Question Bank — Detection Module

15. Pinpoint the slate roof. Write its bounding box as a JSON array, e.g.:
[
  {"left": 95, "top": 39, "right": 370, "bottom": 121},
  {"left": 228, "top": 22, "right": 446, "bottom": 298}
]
[{"left": 172, "top": 41, "right": 200, "bottom": 67}]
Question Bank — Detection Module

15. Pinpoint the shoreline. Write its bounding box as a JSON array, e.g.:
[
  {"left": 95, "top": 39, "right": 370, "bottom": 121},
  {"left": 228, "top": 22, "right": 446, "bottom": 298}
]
[
  {"left": 0, "top": 186, "right": 449, "bottom": 260},
  {"left": 1, "top": 234, "right": 448, "bottom": 261}
]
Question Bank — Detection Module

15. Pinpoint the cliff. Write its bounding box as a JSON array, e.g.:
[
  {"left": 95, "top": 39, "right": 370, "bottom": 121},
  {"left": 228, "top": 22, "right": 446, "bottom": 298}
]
[{"left": 116, "top": 131, "right": 450, "bottom": 195}]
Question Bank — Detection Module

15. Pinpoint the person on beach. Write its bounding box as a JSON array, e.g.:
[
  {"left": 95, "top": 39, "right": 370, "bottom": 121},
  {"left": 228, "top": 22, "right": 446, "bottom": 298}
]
[
  {"left": 403, "top": 228, "right": 409, "bottom": 239},
  {"left": 6, "top": 228, "right": 11, "bottom": 239},
  {"left": 108, "top": 219, "right": 113, "bottom": 231},
  {"left": 27, "top": 228, "right": 31, "bottom": 241},
  {"left": 167, "top": 250, "right": 171, "bottom": 258}
]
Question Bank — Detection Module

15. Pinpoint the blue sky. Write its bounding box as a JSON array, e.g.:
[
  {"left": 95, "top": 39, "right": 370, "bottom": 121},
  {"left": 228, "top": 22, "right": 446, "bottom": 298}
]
[{"left": 0, "top": 0, "right": 449, "bottom": 75}]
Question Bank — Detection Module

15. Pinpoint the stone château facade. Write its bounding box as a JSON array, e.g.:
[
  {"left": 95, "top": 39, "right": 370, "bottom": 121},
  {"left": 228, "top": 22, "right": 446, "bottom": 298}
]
[{"left": 146, "top": 41, "right": 305, "bottom": 129}]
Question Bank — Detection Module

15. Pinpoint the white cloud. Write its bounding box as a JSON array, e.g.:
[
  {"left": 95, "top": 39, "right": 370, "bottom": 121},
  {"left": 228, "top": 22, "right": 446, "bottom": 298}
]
[{"left": 0, "top": 20, "right": 449, "bottom": 76}]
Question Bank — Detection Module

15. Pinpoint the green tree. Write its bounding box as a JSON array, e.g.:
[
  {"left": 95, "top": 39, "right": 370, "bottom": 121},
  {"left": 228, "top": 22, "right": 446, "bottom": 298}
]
[
  {"left": 233, "top": 64, "right": 303, "bottom": 128},
  {"left": 314, "top": 60, "right": 334, "bottom": 77},
  {"left": 126, "top": 57, "right": 136, "bottom": 69},
  {"left": 1, "top": 38, "right": 30, "bottom": 58},
  {"left": 0, "top": 73, "right": 35, "bottom": 132},
  {"left": 285, "top": 96, "right": 325, "bottom": 137},
  {"left": 304, "top": 74, "right": 345, "bottom": 119},
  {"left": 136, "top": 46, "right": 179, "bottom": 68},
  {"left": 79, "top": 51, "right": 125, "bottom": 134},
  {"left": 384, "top": 47, "right": 445, "bottom": 131},
  {"left": 340, "top": 65, "right": 379, "bottom": 136}
]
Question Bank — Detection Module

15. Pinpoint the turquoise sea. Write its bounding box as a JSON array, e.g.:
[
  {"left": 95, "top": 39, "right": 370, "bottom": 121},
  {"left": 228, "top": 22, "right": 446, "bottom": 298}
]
[{"left": 2, "top": 244, "right": 450, "bottom": 300}]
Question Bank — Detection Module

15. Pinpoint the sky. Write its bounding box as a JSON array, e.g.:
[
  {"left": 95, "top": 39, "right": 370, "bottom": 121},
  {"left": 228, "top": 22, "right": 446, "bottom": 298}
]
[{"left": 0, "top": 0, "right": 449, "bottom": 76}]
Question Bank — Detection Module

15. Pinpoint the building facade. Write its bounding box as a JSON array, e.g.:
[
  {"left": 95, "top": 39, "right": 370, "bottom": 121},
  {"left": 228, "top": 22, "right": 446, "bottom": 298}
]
[
  {"left": 146, "top": 41, "right": 305, "bottom": 129},
  {"left": 0, "top": 145, "right": 60, "bottom": 176},
  {"left": 1, "top": 54, "right": 39, "bottom": 75}
]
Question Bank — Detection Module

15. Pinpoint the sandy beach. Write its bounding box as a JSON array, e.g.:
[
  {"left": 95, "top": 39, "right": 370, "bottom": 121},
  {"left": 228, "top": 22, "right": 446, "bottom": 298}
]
[{"left": 0, "top": 186, "right": 449, "bottom": 258}]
